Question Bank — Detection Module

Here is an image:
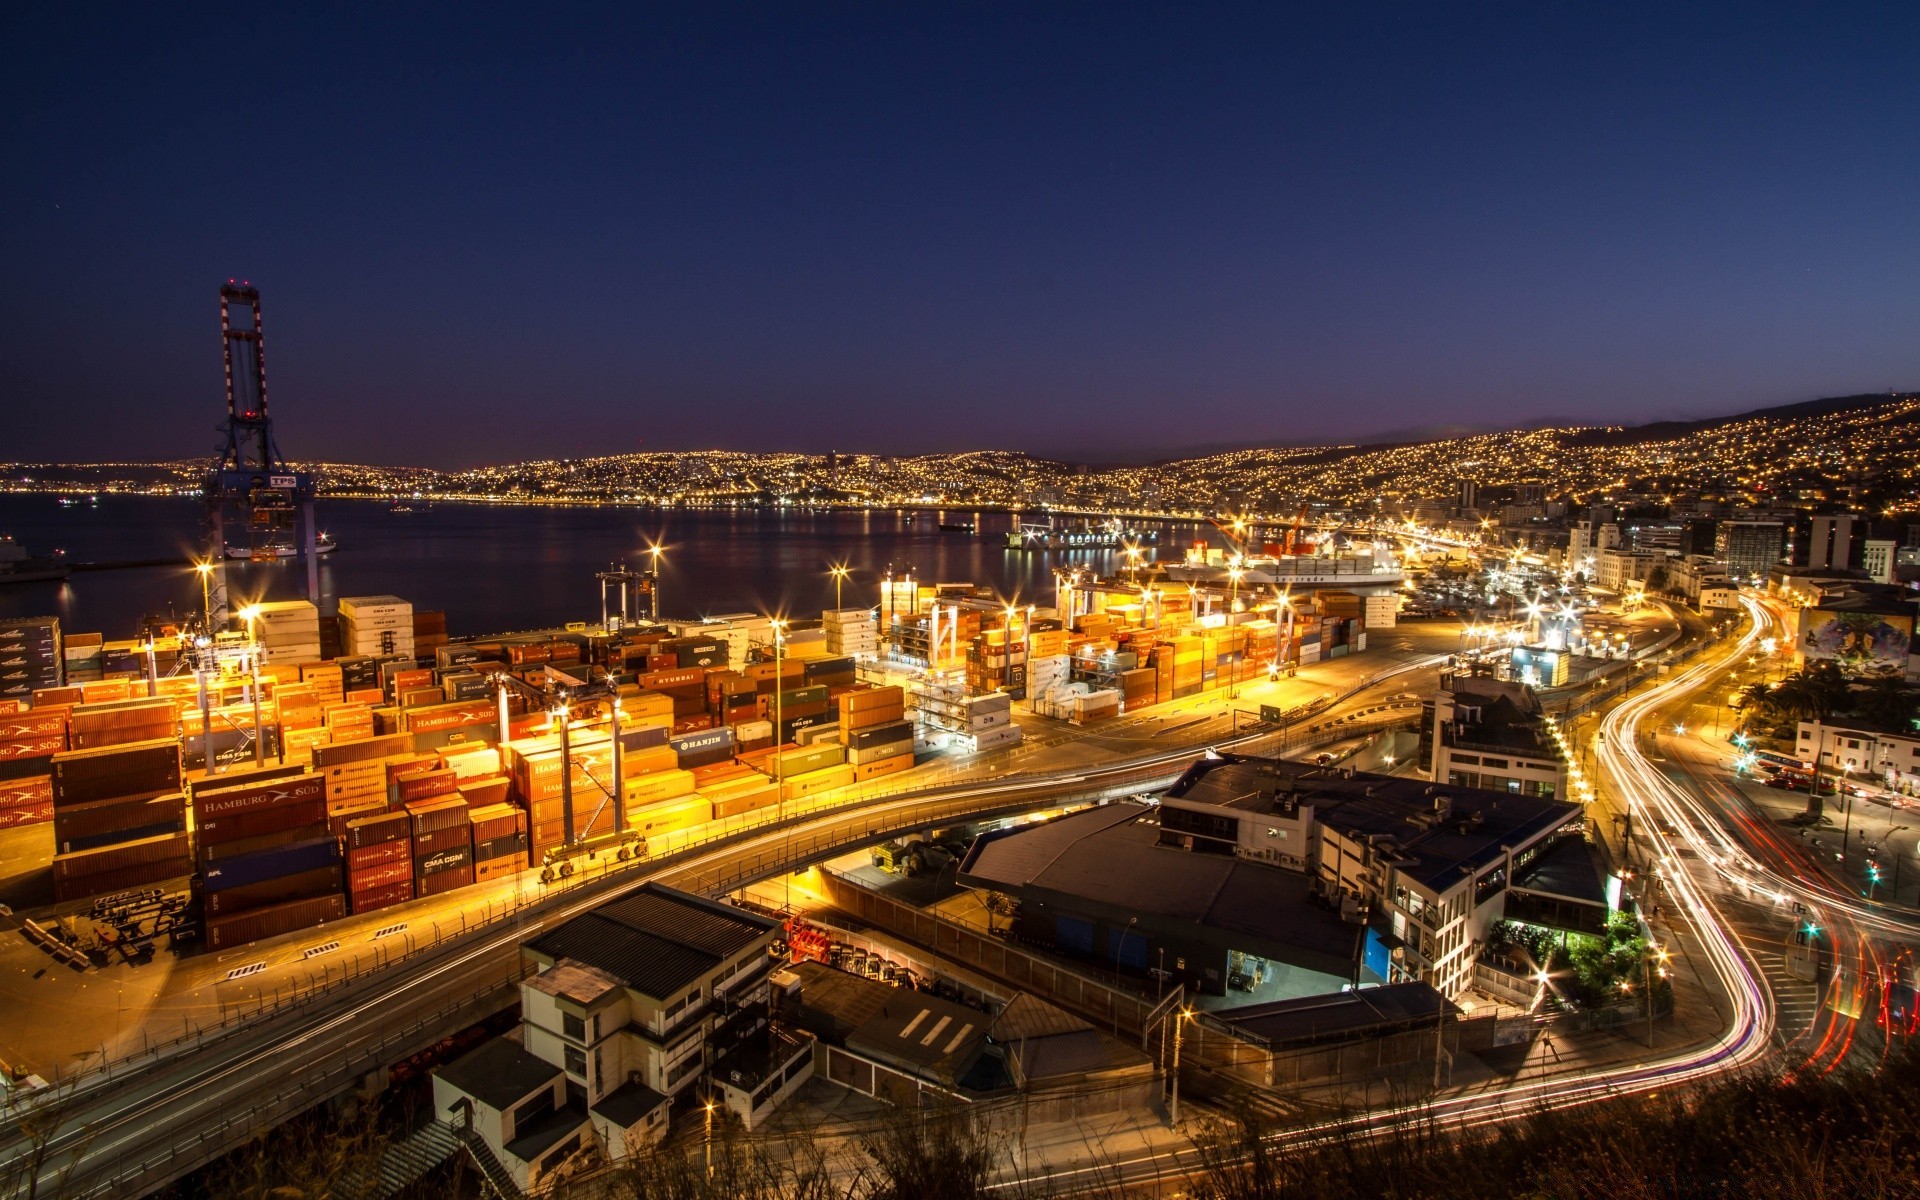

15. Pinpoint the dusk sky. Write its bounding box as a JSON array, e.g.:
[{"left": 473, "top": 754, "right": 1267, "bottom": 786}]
[{"left": 4, "top": 5, "right": 1918, "bottom": 467}]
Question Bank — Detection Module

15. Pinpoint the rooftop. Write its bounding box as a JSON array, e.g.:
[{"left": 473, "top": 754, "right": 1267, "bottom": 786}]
[
  {"left": 786, "top": 960, "right": 991, "bottom": 1088},
  {"left": 436, "top": 1036, "right": 560, "bottom": 1112},
  {"left": 525, "top": 959, "right": 624, "bottom": 1007},
  {"left": 1163, "top": 757, "right": 1581, "bottom": 892},
  {"left": 525, "top": 884, "right": 779, "bottom": 1001},
  {"left": 1512, "top": 836, "right": 1611, "bottom": 907},
  {"left": 956, "top": 802, "right": 1363, "bottom": 971},
  {"left": 1210, "top": 982, "right": 1455, "bottom": 1048}
]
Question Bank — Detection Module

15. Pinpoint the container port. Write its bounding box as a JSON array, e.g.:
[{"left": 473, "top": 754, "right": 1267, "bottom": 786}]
[{"left": 0, "top": 544, "right": 1406, "bottom": 963}]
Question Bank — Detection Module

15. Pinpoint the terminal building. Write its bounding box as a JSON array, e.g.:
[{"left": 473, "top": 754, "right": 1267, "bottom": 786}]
[
  {"left": 958, "top": 757, "right": 1585, "bottom": 1002},
  {"left": 433, "top": 884, "right": 812, "bottom": 1190}
]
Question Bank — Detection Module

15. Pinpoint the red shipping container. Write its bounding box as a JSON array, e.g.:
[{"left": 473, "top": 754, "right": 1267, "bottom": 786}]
[
  {"left": 417, "top": 865, "right": 473, "bottom": 897},
  {"left": 0, "top": 798, "right": 54, "bottom": 827},
  {"left": 205, "top": 893, "right": 346, "bottom": 950},
  {"left": 405, "top": 796, "right": 468, "bottom": 833},
  {"left": 349, "top": 879, "right": 414, "bottom": 915},
  {"left": 348, "top": 857, "right": 414, "bottom": 891},
  {"left": 412, "top": 825, "right": 472, "bottom": 857},
  {"left": 396, "top": 768, "right": 459, "bottom": 804},
  {"left": 192, "top": 773, "right": 325, "bottom": 821},
  {"left": 671, "top": 713, "right": 715, "bottom": 734},
  {"left": 199, "top": 821, "right": 331, "bottom": 865},
  {"left": 0, "top": 735, "right": 65, "bottom": 762},
  {"left": 52, "top": 830, "right": 191, "bottom": 881},
  {"left": 196, "top": 796, "right": 329, "bottom": 846},
  {"left": 0, "top": 774, "right": 53, "bottom": 809},
  {"left": 346, "top": 838, "right": 411, "bottom": 872},
  {"left": 0, "top": 711, "right": 70, "bottom": 740},
  {"left": 344, "top": 810, "right": 411, "bottom": 849},
  {"left": 52, "top": 857, "right": 189, "bottom": 902}
]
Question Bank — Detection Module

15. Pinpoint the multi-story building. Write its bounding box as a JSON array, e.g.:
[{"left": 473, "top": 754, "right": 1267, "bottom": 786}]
[
  {"left": 1807, "top": 513, "right": 1863, "bottom": 570},
  {"left": 1669, "top": 554, "right": 1732, "bottom": 605},
  {"left": 1423, "top": 674, "right": 1570, "bottom": 801},
  {"left": 1797, "top": 720, "right": 1920, "bottom": 796},
  {"left": 433, "top": 885, "right": 812, "bottom": 1191},
  {"left": 1595, "top": 547, "right": 1660, "bottom": 592},
  {"left": 1864, "top": 539, "right": 1898, "bottom": 585},
  {"left": 1717, "top": 519, "right": 1786, "bottom": 583},
  {"left": 1154, "top": 757, "right": 1584, "bottom": 998},
  {"left": 957, "top": 756, "right": 1585, "bottom": 1002}
]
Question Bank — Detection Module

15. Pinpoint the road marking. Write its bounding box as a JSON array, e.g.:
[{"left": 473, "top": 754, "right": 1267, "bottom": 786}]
[
  {"left": 371, "top": 923, "right": 408, "bottom": 940},
  {"left": 303, "top": 941, "right": 341, "bottom": 959},
  {"left": 223, "top": 962, "right": 266, "bottom": 981}
]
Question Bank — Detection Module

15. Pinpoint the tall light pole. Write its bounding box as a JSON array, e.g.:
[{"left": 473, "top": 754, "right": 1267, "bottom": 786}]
[
  {"left": 647, "top": 542, "right": 665, "bottom": 621},
  {"left": 830, "top": 564, "right": 850, "bottom": 611},
  {"left": 1168, "top": 1006, "right": 1192, "bottom": 1127},
  {"left": 1227, "top": 567, "right": 1243, "bottom": 699},
  {"left": 769, "top": 616, "right": 790, "bottom": 907},
  {"left": 194, "top": 560, "right": 214, "bottom": 629}
]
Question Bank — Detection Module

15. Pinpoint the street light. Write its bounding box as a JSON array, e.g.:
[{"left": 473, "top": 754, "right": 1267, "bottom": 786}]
[
  {"left": 1168, "top": 1006, "right": 1195, "bottom": 1127},
  {"left": 1226, "top": 567, "right": 1244, "bottom": 700},
  {"left": 193, "top": 560, "right": 214, "bottom": 628},
  {"left": 704, "top": 1099, "right": 716, "bottom": 1177},
  {"left": 829, "top": 564, "right": 850, "bottom": 610},
  {"left": 646, "top": 542, "right": 665, "bottom": 620}
]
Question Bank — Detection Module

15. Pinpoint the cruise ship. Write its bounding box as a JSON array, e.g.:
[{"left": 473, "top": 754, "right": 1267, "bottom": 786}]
[{"left": 1161, "top": 540, "right": 1406, "bottom": 593}]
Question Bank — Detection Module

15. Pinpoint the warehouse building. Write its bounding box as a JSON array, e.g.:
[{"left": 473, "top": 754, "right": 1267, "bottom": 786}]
[{"left": 960, "top": 757, "right": 1584, "bottom": 1002}]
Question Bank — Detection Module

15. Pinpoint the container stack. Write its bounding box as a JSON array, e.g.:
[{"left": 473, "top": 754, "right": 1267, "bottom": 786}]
[
  {"left": 0, "top": 617, "right": 62, "bottom": 700},
  {"left": 957, "top": 693, "right": 1023, "bottom": 751},
  {"left": 250, "top": 600, "right": 322, "bottom": 664},
  {"left": 195, "top": 771, "right": 343, "bottom": 947},
  {"left": 469, "top": 804, "right": 527, "bottom": 884},
  {"left": 412, "top": 610, "right": 450, "bottom": 660},
  {"left": 67, "top": 697, "right": 178, "bottom": 750},
  {"left": 844, "top": 696, "right": 916, "bottom": 783},
  {"left": 823, "top": 609, "right": 878, "bottom": 659},
  {"left": 0, "top": 706, "right": 64, "bottom": 828},
  {"left": 48, "top": 739, "right": 190, "bottom": 902},
  {"left": 409, "top": 796, "right": 473, "bottom": 899},
  {"left": 339, "top": 595, "right": 415, "bottom": 660},
  {"left": 343, "top": 811, "right": 414, "bottom": 914},
  {"left": 62, "top": 633, "right": 104, "bottom": 683},
  {"left": 1027, "top": 654, "right": 1071, "bottom": 705}
]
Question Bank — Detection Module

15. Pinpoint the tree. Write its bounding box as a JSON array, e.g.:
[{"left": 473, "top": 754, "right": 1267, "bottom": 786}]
[{"left": 1856, "top": 677, "right": 1920, "bottom": 732}]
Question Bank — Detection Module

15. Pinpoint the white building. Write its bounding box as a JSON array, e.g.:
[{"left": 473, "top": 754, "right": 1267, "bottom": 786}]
[
  {"left": 1427, "top": 675, "right": 1570, "bottom": 801},
  {"left": 1863, "top": 539, "right": 1899, "bottom": 586},
  {"left": 1797, "top": 720, "right": 1920, "bottom": 796},
  {"left": 433, "top": 885, "right": 813, "bottom": 1191}
]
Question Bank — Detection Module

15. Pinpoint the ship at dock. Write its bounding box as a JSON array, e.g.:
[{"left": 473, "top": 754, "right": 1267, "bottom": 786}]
[
  {"left": 1160, "top": 539, "right": 1406, "bottom": 593},
  {"left": 0, "top": 536, "right": 70, "bottom": 584},
  {"left": 1006, "top": 518, "right": 1159, "bottom": 551}
]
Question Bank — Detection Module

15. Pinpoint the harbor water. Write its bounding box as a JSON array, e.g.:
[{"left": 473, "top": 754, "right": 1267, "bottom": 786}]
[{"left": 0, "top": 496, "right": 1188, "bottom": 638}]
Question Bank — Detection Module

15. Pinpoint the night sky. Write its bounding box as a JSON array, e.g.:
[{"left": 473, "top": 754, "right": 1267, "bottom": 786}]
[{"left": 4, "top": 5, "right": 1918, "bottom": 467}]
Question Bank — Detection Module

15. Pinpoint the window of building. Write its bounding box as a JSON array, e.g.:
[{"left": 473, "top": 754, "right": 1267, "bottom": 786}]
[
  {"left": 510, "top": 1087, "right": 555, "bottom": 1138},
  {"left": 562, "top": 1012, "right": 586, "bottom": 1041},
  {"left": 564, "top": 1045, "right": 586, "bottom": 1077}
]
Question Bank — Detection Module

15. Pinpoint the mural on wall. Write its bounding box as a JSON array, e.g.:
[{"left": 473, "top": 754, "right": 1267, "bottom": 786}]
[{"left": 1799, "top": 608, "right": 1913, "bottom": 676}]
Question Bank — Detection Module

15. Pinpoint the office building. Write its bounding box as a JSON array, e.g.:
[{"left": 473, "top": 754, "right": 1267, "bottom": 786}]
[
  {"left": 1717, "top": 520, "right": 1786, "bottom": 583},
  {"left": 1807, "top": 513, "right": 1863, "bottom": 571}
]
